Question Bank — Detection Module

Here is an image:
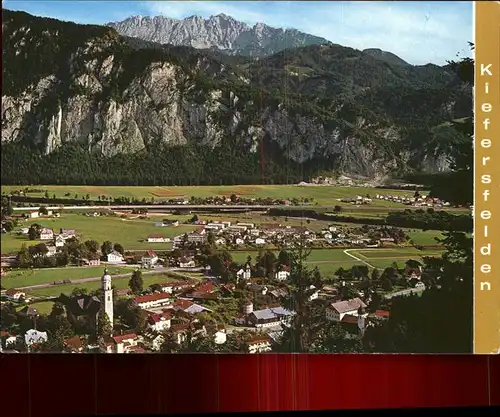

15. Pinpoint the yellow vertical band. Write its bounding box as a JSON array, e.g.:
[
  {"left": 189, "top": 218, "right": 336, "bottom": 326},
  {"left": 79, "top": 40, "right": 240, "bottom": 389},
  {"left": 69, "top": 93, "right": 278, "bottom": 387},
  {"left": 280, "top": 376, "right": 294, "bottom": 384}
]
[{"left": 473, "top": 1, "right": 500, "bottom": 355}]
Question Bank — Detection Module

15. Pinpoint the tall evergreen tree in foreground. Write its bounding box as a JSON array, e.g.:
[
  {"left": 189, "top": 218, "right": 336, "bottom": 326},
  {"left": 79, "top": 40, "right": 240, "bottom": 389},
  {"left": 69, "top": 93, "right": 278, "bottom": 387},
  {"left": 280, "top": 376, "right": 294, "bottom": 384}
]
[{"left": 363, "top": 45, "right": 474, "bottom": 353}]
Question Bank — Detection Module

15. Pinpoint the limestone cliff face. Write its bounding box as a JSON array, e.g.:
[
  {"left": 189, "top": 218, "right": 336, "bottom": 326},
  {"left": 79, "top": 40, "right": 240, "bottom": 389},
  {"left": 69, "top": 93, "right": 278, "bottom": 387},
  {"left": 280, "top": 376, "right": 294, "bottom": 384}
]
[
  {"left": 107, "top": 14, "right": 331, "bottom": 58},
  {"left": 2, "top": 10, "right": 464, "bottom": 181},
  {"left": 2, "top": 66, "right": 401, "bottom": 178}
]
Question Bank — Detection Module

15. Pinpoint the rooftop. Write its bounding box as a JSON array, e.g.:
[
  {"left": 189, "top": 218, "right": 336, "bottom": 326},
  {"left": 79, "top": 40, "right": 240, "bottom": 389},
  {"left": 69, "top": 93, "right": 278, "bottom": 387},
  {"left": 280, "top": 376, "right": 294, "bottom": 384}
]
[
  {"left": 330, "top": 298, "right": 367, "bottom": 314},
  {"left": 113, "top": 333, "right": 137, "bottom": 344},
  {"left": 135, "top": 292, "right": 171, "bottom": 304},
  {"left": 251, "top": 307, "right": 294, "bottom": 320}
]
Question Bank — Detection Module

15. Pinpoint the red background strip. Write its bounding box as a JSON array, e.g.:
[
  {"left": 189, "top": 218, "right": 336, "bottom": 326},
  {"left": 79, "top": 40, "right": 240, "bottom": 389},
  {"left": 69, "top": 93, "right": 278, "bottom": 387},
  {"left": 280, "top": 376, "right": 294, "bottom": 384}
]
[{"left": 0, "top": 353, "right": 498, "bottom": 417}]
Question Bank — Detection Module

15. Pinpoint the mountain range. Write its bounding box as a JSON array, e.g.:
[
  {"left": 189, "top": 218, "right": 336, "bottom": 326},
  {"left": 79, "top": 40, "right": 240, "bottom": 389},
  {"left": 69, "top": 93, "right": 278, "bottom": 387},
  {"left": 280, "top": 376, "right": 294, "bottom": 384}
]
[
  {"left": 108, "top": 14, "right": 332, "bottom": 59},
  {"left": 108, "top": 14, "right": 412, "bottom": 66},
  {"left": 1, "top": 10, "right": 472, "bottom": 186}
]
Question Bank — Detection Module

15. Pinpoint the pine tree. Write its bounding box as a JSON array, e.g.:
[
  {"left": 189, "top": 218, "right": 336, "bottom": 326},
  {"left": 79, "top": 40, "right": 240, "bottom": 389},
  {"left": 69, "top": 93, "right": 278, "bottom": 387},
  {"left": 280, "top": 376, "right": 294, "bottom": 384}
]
[
  {"left": 275, "top": 237, "right": 323, "bottom": 353},
  {"left": 97, "top": 309, "right": 113, "bottom": 339},
  {"left": 364, "top": 46, "right": 474, "bottom": 354},
  {"left": 128, "top": 269, "right": 143, "bottom": 295}
]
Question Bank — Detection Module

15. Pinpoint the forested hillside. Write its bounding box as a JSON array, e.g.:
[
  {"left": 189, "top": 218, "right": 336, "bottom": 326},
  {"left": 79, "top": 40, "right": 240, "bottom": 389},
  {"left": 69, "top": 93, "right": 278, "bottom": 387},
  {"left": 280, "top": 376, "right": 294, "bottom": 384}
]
[{"left": 2, "top": 10, "right": 471, "bottom": 185}]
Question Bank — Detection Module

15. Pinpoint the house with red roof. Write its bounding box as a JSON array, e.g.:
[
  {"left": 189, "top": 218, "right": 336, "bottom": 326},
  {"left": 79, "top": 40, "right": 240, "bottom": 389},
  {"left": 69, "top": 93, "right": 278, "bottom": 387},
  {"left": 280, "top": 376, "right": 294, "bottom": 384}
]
[
  {"left": 194, "top": 280, "right": 216, "bottom": 294},
  {"left": 170, "top": 299, "right": 211, "bottom": 314},
  {"left": 146, "top": 234, "right": 170, "bottom": 243},
  {"left": 374, "top": 310, "right": 390, "bottom": 320},
  {"left": 113, "top": 333, "right": 139, "bottom": 353},
  {"left": 160, "top": 280, "right": 195, "bottom": 294},
  {"left": 181, "top": 280, "right": 218, "bottom": 300},
  {"left": 64, "top": 336, "right": 85, "bottom": 353},
  {"left": 246, "top": 334, "right": 272, "bottom": 353},
  {"left": 126, "top": 345, "right": 146, "bottom": 353},
  {"left": 27, "top": 211, "right": 39, "bottom": 219},
  {"left": 0, "top": 331, "right": 17, "bottom": 350},
  {"left": 339, "top": 313, "right": 373, "bottom": 339},
  {"left": 134, "top": 292, "right": 171, "bottom": 309},
  {"left": 220, "top": 283, "right": 236, "bottom": 296},
  {"left": 147, "top": 311, "right": 172, "bottom": 332},
  {"left": 5, "top": 288, "right": 26, "bottom": 302},
  {"left": 142, "top": 250, "right": 159, "bottom": 268},
  {"left": 170, "top": 323, "right": 190, "bottom": 345}
]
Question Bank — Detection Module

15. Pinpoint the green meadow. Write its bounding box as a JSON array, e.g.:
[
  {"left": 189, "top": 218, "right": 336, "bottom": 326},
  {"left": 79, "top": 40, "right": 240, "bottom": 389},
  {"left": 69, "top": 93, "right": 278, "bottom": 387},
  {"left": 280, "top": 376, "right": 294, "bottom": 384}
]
[
  {"left": 2, "top": 184, "right": 412, "bottom": 203},
  {"left": 2, "top": 265, "right": 132, "bottom": 289},
  {"left": 1, "top": 213, "right": 198, "bottom": 254},
  {"left": 24, "top": 272, "right": 181, "bottom": 298},
  {"left": 229, "top": 247, "right": 443, "bottom": 277}
]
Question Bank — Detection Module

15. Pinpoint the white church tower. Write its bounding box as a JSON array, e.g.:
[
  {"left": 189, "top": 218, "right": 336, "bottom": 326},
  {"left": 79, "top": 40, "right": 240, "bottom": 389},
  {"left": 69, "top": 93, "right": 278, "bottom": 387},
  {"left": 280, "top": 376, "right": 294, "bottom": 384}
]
[{"left": 101, "top": 268, "right": 114, "bottom": 328}]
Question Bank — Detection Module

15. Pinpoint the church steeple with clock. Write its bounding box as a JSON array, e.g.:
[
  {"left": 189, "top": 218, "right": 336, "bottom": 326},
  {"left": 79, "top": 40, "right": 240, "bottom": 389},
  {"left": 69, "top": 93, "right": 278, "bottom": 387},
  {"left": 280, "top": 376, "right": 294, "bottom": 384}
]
[{"left": 101, "top": 268, "right": 114, "bottom": 328}]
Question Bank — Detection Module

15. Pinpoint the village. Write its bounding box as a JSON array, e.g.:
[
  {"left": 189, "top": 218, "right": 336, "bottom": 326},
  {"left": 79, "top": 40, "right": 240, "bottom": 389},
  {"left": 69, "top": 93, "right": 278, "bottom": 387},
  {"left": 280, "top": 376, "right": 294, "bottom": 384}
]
[
  {"left": 1, "top": 202, "right": 431, "bottom": 354},
  {"left": 0, "top": 181, "right": 455, "bottom": 355},
  {"left": 340, "top": 192, "right": 450, "bottom": 208},
  {"left": 163, "top": 218, "right": 407, "bottom": 249},
  {"left": 2, "top": 259, "right": 420, "bottom": 353}
]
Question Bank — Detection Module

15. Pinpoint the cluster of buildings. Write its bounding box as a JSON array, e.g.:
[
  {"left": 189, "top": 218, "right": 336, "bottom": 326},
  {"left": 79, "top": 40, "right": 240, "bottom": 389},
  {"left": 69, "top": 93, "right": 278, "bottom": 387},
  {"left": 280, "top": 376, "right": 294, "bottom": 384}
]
[
  {"left": 99, "top": 272, "right": 230, "bottom": 353},
  {"left": 170, "top": 221, "right": 378, "bottom": 249},
  {"left": 375, "top": 194, "right": 450, "bottom": 208},
  {"left": 16, "top": 227, "right": 76, "bottom": 258},
  {"left": 1, "top": 262, "right": 402, "bottom": 354},
  {"left": 338, "top": 196, "right": 373, "bottom": 204}
]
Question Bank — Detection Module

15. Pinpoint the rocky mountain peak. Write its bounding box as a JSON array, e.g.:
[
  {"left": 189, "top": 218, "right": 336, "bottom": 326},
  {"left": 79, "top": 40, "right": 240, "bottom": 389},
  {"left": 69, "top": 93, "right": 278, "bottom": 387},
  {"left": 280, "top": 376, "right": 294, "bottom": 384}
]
[
  {"left": 107, "top": 13, "right": 330, "bottom": 57},
  {"left": 1, "top": 9, "right": 470, "bottom": 186}
]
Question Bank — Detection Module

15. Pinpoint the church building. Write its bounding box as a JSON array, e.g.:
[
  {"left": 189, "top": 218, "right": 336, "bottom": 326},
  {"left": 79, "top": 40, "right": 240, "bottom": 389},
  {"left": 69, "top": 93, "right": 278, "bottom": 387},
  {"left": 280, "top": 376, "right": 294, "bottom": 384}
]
[{"left": 101, "top": 268, "right": 114, "bottom": 328}]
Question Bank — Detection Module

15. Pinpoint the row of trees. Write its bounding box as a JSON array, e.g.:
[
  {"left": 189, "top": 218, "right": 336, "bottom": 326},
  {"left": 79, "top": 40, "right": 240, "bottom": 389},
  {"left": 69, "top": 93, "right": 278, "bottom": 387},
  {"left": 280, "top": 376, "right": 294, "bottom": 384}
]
[{"left": 268, "top": 207, "right": 471, "bottom": 232}]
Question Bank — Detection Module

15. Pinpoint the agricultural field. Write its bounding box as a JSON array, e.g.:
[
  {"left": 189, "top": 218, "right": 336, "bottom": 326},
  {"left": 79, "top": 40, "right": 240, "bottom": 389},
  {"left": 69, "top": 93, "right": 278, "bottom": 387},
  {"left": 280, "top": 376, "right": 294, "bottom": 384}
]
[
  {"left": 405, "top": 230, "right": 445, "bottom": 246},
  {"left": 1, "top": 265, "right": 132, "bottom": 289},
  {"left": 230, "top": 247, "right": 443, "bottom": 278},
  {"left": 352, "top": 248, "right": 444, "bottom": 269},
  {"left": 3, "top": 184, "right": 420, "bottom": 207},
  {"left": 1, "top": 212, "right": 199, "bottom": 254}
]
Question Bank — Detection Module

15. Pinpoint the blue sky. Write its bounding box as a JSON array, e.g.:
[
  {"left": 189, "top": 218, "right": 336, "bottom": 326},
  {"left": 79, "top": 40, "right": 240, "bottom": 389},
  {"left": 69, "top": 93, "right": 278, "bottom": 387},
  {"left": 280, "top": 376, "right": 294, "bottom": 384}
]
[{"left": 3, "top": 1, "right": 473, "bottom": 65}]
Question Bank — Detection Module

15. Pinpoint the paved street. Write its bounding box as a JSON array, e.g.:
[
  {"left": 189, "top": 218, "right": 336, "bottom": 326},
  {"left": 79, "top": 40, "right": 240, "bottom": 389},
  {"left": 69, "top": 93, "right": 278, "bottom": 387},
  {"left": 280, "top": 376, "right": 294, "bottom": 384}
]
[{"left": 384, "top": 287, "right": 425, "bottom": 299}]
